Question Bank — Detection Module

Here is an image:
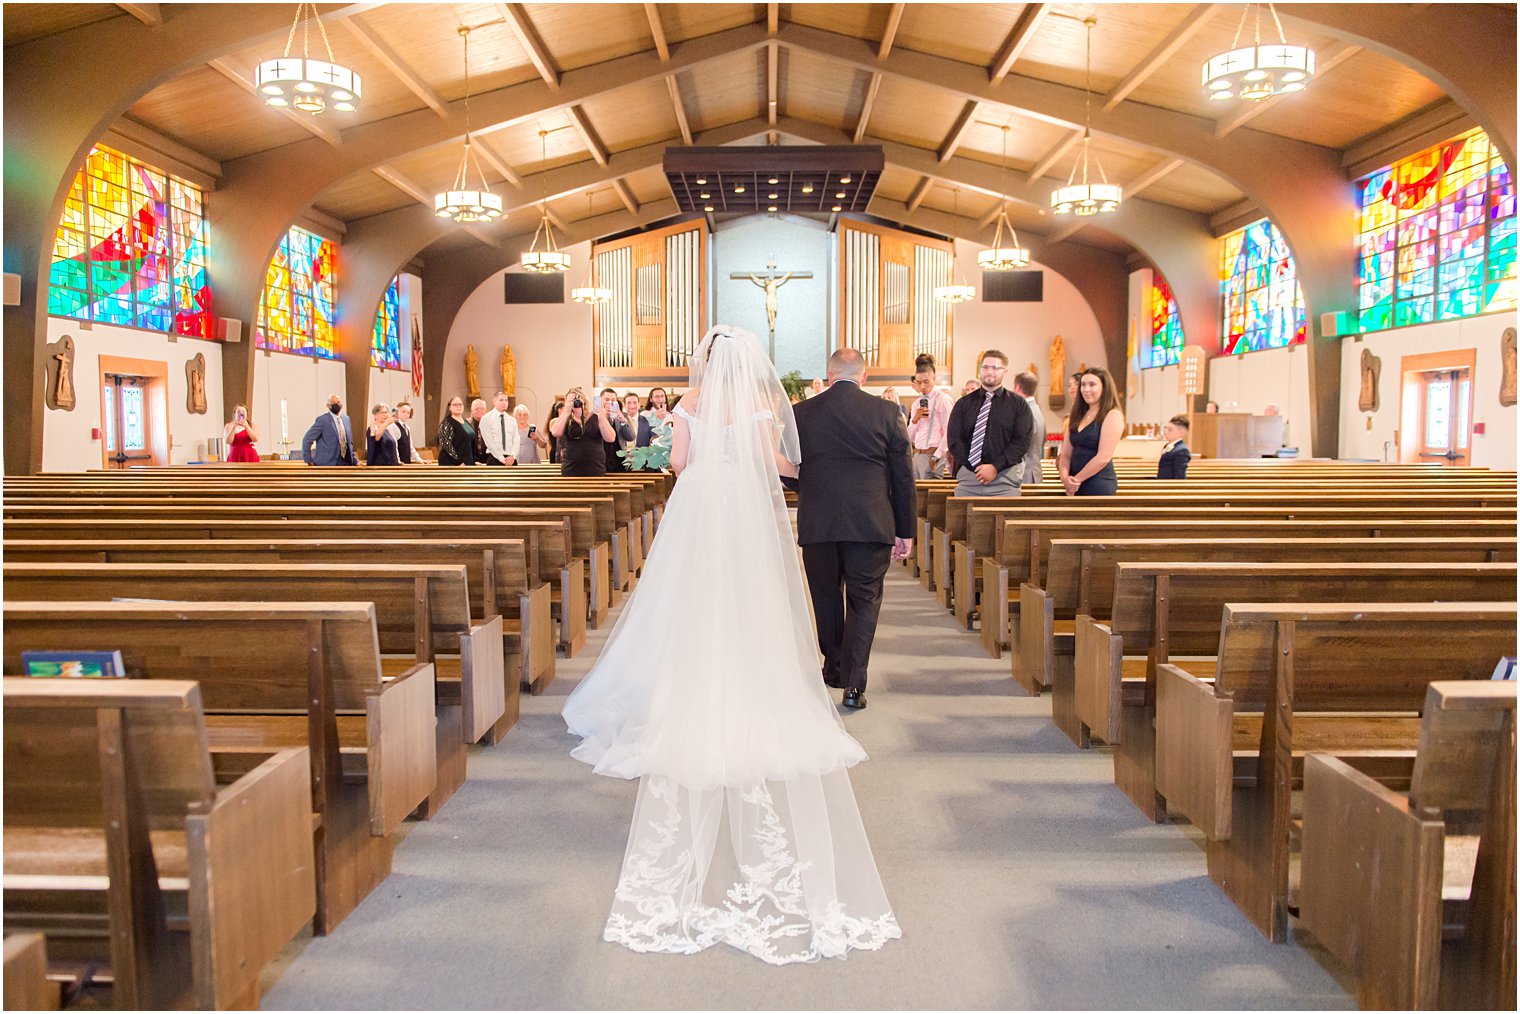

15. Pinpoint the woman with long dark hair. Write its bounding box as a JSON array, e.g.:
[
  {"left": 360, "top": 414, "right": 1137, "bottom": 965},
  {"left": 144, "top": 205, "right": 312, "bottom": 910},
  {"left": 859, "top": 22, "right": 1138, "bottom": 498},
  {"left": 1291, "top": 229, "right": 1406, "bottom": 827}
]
[
  {"left": 436, "top": 396, "right": 477, "bottom": 467},
  {"left": 1059, "top": 366, "right": 1123, "bottom": 496}
]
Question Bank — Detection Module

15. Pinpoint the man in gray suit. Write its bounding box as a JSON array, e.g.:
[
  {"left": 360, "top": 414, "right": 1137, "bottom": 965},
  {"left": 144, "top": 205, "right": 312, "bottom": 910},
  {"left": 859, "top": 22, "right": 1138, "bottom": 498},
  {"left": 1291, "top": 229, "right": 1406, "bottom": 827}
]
[
  {"left": 1013, "top": 371, "right": 1046, "bottom": 485},
  {"left": 301, "top": 393, "right": 356, "bottom": 466}
]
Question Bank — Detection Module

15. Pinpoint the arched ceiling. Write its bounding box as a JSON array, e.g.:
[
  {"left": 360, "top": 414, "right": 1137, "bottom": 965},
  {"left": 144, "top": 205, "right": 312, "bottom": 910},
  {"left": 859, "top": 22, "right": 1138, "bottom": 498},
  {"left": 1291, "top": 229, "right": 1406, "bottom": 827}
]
[{"left": 9, "top": 1, "right": 1487, "bottom": 263}]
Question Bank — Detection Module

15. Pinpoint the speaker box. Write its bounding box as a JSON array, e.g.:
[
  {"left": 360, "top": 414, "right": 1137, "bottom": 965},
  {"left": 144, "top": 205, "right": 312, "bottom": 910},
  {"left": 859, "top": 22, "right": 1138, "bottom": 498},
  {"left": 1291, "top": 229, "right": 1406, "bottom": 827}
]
[
  {"left": 981, "top": 270, "right": 1043, "bottom": 302},
  {"left": 2, "top": 272, "right": 20, "bottom": 306},
  {"left": 1319, "top": 311, "right": 1354, "bottom": 337},
  {"left": 218, "top": 317, "right": 243, "bottom": 342}
]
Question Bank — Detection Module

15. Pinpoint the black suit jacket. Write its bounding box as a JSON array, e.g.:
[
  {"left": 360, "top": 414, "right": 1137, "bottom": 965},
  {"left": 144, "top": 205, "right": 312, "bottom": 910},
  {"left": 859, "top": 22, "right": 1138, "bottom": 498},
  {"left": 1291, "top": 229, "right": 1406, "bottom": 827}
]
[
  {"left": 1156, "top": 441, "right": 1191, "bottom": 479},
  {"left": 790, "top": 381, "right": 916, "bottom": 546}
]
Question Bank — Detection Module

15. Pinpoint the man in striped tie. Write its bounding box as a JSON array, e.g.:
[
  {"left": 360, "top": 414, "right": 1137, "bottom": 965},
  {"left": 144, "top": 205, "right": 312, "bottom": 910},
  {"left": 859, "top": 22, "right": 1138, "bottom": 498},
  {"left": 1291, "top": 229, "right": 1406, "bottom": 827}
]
[{"left": 947, "top": 350, "right": 1035, "bottom": 497}]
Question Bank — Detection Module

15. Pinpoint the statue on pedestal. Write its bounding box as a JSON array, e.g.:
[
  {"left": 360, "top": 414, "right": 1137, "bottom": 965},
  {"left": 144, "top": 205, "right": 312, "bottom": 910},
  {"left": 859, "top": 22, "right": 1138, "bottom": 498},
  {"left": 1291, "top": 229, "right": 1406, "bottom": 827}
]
[
  {"left": 464, "top": 343, "right": 479, "bottom": 400},
  {"left": 501, "top": 345, "right": 516, "bottom": 398},
  {"left": 1047, "top": 335, "right": 1066, "bottom": 410},
  {"left": 1358, "top": 347, "right": 1381, "bottom": 413}
]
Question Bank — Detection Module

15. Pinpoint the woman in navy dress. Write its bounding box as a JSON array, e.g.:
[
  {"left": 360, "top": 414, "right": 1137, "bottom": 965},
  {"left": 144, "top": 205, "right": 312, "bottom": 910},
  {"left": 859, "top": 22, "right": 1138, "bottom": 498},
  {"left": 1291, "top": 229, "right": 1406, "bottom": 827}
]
[
  {"left": 1059, "top": 367, "right": 1123, "bottom": 496},
  {"left": 365, "top": 404, "right": 401, "bottom": 466}
]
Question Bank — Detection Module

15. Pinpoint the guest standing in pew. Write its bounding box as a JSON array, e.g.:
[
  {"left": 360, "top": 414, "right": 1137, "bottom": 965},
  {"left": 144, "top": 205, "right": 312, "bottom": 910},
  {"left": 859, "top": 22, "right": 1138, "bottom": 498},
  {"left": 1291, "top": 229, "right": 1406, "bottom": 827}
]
[
  {"left": 436, "top": 397, "right": 477, "bottom": 467},
  {"left": 1204, "top": 400, "right": 1219, "bottom": 413},
  {"left": 366, "top": 404, "right": 401, "bottom": 466},
  {"left": 642, "top": 387, "right": 674, "bottom": 449},
  {"left": 1156, "top": 414, "right": 1191, "bottom": 479},
  {"left": 623, "top": 392, "right": 652, "bottom": 453},
  {"left": 468, "top": 399, "right": 491, "bottom": 465},
  {"left": 599, "top": 388, "right": 635, "bottom": 473},
  {"left": 224, "top": 404, "right": 260, "bottom": 463},
  {"left": 544, "top": 399, "right": 565, "bottom": 464},
  {"left": 552, "top": 387, "right": 615, "bottom": 477},
  {"left": 1060, "top": 367, "right": 1123, "bottom": 497},
  {"left": 960, "top": 379, "right": 979, "bottom": 397},
  {"left": 907, "top": 354, "right": 953, "bottom": 478},
  {"left": 479, "top": 391, "right": 517, "bottom": 466},
  {"left": 301, "top": 394, "right": 356, "bottom": 466},
  {"left": 389, "top": 401, "right": 423, "bottom": 463},
  {"left": 947, "top": 349, "right": 1035, "bottom": 497},
  {"left": 1012, "top": 371, "right": 1045, "bottom": 486},
  {"left": 513, "top": 404, "right": 548, "bottom": 464}
]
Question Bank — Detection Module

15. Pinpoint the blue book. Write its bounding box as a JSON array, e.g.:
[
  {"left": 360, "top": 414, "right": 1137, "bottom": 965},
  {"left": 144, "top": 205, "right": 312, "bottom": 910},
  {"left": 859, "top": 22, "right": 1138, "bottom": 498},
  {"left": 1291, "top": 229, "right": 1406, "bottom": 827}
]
[{"left": 20, "top": 650, "right": 127, "bottom": 678}]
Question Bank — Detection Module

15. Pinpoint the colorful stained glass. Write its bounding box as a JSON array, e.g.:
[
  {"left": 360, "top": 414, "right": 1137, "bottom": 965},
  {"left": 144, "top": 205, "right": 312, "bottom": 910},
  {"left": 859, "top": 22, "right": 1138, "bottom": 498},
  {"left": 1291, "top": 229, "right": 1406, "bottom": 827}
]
[
  {"left": 371, "top": 275, "right": 402, "bottom": 369},
  {"left": 1218, "top": 219, "right": 1306, "bottom": 356},
  {"left": 1146, "top": 276, "right": 1183, "bottom": 367},
  {"left": 256, "top": 226, "right": 338, "bottom": 358},
  {"left": 1356, "top": 128, "right": 1516, "bottom": 332},
  {"left": 48, "top": 145, "right": 214, "bottom": 337}
]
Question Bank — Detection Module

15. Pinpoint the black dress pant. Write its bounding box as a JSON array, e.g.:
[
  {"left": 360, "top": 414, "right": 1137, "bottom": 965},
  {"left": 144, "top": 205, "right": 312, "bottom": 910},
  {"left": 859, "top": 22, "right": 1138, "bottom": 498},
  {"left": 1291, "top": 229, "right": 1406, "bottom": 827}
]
[{"left": 801, "top": 540, "right": 893, "bottom": 692}]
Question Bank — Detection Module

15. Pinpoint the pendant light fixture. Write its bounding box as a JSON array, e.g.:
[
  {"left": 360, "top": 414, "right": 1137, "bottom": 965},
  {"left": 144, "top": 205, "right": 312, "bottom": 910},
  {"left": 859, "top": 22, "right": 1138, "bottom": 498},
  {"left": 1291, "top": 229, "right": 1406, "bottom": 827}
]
[
  {"left": 435, "top": 27, "right": 504, "bottom": 224},
  {"left": 1202, "top": 3, "right": 1315, "bottom": 102},
  {"left": 978, "top": 124, "right": 1031, "bottom": 270},
  {"left": 1050, "top": 18, "right": 1121, "bottom": 217},
  {"left": 571, "top": 193, "right": 612, "bottom": 303},
  {"left": 934, "top": 189, "right": 975, "bottom": 304},
  {"left": 521, "top": 130, "right": 570, "bottom": 273},
  {"left": 256, "top": 3, "right": 362, "bottom": 115}
]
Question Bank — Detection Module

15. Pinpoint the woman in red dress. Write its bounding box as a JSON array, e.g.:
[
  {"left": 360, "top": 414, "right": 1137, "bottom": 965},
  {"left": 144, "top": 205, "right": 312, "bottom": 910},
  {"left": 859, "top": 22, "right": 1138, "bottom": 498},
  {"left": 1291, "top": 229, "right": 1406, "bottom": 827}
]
[{"left": 224, "top": 404, "right": 260, "bottom": 463}]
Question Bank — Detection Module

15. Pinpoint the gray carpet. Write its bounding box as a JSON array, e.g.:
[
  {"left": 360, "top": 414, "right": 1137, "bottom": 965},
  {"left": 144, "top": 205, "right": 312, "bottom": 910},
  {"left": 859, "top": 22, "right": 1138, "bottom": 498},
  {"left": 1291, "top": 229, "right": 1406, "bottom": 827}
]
[{"left": 260, "top": 565, "right": 1353, "bottom": 1010}]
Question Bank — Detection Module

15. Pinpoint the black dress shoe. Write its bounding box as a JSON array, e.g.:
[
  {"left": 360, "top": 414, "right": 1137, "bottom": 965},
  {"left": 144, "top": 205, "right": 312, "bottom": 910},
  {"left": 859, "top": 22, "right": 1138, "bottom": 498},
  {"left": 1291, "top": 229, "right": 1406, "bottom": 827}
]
[{"left": 841, "top": 688, "right": 866, "bottom": 710}]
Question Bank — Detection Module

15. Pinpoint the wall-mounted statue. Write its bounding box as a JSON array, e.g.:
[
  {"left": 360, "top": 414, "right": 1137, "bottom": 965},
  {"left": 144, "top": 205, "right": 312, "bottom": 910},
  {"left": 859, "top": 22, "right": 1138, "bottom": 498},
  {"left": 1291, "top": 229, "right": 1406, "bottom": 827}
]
[
  {"left": 464, "top": 343, "right": 479, "bottom": 400},
  {"left": 185, "top": 352, "right": 208, "bottom": 414},
  {"left": 43, "top": 334, "right": 76, "bottom": 411},
  {"left": 1502, "top": 327, "right": 1516, "bottom": 407},
  {"left": 501, "top": 344, "right": 516, "bottom": 398},
  {"left": 1028, "top": 363, "right": 1038, "bottom": 378},
  {"left": 1358, "top": 347, "right": 1381, "bottom": 413},
  {"left": 1047, "top": 335, "right": 1065, "bottom": 410}
]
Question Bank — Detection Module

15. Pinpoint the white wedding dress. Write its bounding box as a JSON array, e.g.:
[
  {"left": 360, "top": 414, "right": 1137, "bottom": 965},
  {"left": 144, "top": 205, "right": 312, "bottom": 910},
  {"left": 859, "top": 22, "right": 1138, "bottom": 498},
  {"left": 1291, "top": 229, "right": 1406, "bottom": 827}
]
[{"left": 563, "top": 325, "right": 901, "bottom": 965}]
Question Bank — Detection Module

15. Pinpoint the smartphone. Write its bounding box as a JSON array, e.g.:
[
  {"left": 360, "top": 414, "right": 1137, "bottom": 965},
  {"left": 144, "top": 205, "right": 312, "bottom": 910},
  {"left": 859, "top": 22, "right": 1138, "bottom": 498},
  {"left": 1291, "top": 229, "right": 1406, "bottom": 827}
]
[
  {"left": 919, "top": 397, "right": 929, "bottom": 408},
  {"left": 528, "top": 425, "right": 537, "bottom": 436}
]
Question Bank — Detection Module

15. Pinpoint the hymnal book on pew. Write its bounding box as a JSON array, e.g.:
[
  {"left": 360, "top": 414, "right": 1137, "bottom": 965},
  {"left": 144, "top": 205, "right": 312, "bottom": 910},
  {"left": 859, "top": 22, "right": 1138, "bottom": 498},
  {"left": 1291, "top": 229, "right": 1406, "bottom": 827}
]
[{"left": 20, "top": 650, "right": 126, "bottom": 678}]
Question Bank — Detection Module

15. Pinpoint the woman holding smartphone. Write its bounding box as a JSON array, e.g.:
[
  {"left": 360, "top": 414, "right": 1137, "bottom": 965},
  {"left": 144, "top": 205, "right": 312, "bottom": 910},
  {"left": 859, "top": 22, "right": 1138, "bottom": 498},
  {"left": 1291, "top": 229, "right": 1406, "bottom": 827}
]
[
  {"left": 513, "top": 403, "right": 548, "bottom": 463},
  {"left": 224, "top": 404, "right": 260, "bottom": 462}
]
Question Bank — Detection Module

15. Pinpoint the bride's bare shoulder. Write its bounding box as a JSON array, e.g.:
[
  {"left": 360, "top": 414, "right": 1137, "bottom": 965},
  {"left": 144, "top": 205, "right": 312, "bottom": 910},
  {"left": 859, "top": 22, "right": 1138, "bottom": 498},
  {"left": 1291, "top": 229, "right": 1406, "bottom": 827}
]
[{"left": 676, "top": 389, "right": 701, "bottom": 412}]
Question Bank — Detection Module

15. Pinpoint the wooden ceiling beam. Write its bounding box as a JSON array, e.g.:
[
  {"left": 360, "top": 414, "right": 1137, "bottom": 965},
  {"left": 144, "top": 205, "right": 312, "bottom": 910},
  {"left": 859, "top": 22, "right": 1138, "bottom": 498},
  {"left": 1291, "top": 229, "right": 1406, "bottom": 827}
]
[
  {"left": 499, "top": 3, "right": 560, "bottom": 91},
  {"left": 644, "top": 2, "right": 669, "bottom": 60},
  {"left": 978, "top": 202, "right": 1005, "bottom": 228},
  {"left": 1026, "top": 128, "right": 1082, "bottom": 183},
  {"left": 206, "top": 58, "right": 341, "bottom": 147},
  {"left": 613, "top": 178, "right": 640, "bottom": 215},
  {"left": 343, "top": 14, "right": 448, "bottom": 119},
  {"left": 1047, "top": 218, "right": 1085, "bottom": 244},
  {"left": 373, "top": 162, "right": 497, "bottom": 247},
  {"left": 767, "top": 3, "right": 779, "bottom": 34},
  {"left": 938, "top": 100, "right": 979, "bottom": 162},
  {"left": 1102, "top": 4, "right": 1219, "bottom": 111},
  {"left": 544, "top": 206, "right": 571, "bottom": 234},
  {"left": 568, "top": 105, "right": 609, "bottom": 166},
  {"left": 766, "top": 41, "right": 779, "bottom": 125},
  {"left": 988, "top": 3, "right": 1049, "bottom": 85},
  {"left": 472, "top": 136, "right": 523, "bottom": 189},
  {"left": 116, "top": 3, "right": 162, "bottom": 27},
  {"left": 667, "top": 74, "right": 693, "bottom": 145},
  {"left": 853, "top": 72, "right": 883, "bottom": 144},
  {"left": 1124, "top": 156, "right": 1185, "bottom": 200},
  {"left": 905, "top": 176, "right": 932, "bottom": 213},
  {"left": 1214, "top": 42, "right": 1362, "bottom": 138},
  {"left": 879, "top": 3, "right": 906, "bottom": 60}
]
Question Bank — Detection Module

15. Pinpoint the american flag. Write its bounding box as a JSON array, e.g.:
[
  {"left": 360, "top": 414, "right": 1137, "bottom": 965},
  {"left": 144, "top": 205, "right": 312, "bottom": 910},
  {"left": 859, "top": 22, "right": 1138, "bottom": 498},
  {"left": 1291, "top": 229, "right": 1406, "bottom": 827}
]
[{"left": 410, "top": 318, "right": 424, "bottom": 397}]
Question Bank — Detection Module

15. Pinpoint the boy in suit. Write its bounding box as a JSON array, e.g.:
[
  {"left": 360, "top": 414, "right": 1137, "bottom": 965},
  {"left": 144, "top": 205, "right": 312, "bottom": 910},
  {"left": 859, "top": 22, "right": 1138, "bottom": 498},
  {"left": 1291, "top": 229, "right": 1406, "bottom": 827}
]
[
  {"left": 301, "top": 394, "right": 356, "bottom": 466},
  {"left": 1157, "top": 414, "right": 1191, "bottom": 479}
]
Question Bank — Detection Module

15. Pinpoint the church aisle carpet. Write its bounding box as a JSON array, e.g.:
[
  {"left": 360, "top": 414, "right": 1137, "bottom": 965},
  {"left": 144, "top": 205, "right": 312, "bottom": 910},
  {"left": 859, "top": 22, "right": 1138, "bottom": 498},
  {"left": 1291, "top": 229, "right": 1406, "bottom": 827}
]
[{"left": 260, "top": 565, "right": 1352, "bottom": 1010}]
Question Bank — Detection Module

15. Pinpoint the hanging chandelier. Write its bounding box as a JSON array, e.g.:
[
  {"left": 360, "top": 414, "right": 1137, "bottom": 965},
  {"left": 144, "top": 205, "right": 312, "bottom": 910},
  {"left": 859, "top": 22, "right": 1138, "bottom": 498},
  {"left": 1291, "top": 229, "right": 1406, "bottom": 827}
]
[
  {"left": 435, "top": 27, "right": 504, "bottom": 224},
  {"left": 1202, "top": 3, "right": 1315, "bottom": 102},
  {"left": 571, "top": 194, "right": 611, "bottom": 303},
  {"left": 256, "top": 3, "right": 362, "bottom": 115},
  {"left": 521, "top": 130, "right": 570, "bottom": 273},
  {"left": 935, "top": 190, "right": 975, "bottom": 303},
  {"left": 979, "top": 125, "right": 1031, "bottom": 270},
  {"left": 1051, "top": 18, "right": 1121, "bottom": 217}
]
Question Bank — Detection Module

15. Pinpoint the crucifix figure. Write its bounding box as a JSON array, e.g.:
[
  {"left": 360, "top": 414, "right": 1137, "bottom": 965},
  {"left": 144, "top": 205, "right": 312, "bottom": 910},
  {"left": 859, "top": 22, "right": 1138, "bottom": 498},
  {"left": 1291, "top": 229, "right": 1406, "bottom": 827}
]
[{"left": 730, "top": 259, "right": 814, "bottom": 360}]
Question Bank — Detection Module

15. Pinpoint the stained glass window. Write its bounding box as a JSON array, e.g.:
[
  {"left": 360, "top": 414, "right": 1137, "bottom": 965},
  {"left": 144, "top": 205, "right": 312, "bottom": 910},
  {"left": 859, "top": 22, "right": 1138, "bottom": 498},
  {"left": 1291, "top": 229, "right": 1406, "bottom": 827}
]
[
  {"left": 1219, "top": 218, "right": 1306, "bottom": 355},
  {"left": 1357, "top": 128, "right": 1516, "bottom": 332},
  {"left": 371, "top": 275, "right": 402, "bottom": 369},
  {"left": 1147, "top": 276, "right": 1184, "bottom": 367},
  {"left": 121, "top": 385, "right": 145, "bottom": 451},
  {"left": 256, "top": 226, "right": 338, "bottom": 358},
  {"left": 48, "top": 145, "right": 214, "bottom": 338}
]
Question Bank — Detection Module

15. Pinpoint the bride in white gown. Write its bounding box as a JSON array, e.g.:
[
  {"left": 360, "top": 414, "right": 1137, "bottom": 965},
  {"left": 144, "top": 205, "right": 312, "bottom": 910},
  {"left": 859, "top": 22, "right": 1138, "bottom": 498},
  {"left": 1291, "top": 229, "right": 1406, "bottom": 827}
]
[{"left": 563, "top": 324, "right": 901, "bottom": 965}]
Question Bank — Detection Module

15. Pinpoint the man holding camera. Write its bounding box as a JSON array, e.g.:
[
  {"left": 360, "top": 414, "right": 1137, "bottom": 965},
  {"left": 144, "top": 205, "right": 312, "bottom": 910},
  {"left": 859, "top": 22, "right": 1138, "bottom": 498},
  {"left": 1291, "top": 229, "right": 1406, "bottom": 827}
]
[{"left": 906, "top": 354, "right": 953, "bottom": 478}]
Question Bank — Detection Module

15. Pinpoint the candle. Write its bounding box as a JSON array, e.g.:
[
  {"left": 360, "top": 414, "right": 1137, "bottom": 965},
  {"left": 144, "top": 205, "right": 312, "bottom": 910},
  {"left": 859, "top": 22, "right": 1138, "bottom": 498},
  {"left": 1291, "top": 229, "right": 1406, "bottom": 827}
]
[{"left": 280, "top": 399, "right": 288, "bottom": 441}]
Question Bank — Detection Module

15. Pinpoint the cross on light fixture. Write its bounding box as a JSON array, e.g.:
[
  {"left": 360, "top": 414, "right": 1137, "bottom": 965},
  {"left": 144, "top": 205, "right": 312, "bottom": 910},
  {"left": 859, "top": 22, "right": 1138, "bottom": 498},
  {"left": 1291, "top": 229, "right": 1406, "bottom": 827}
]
[
  {"left": 255, "top": 3, "right": 362, "bottom": 115},
  {"left": 435, "top": 26, "right": 504, "bottom": 224}
]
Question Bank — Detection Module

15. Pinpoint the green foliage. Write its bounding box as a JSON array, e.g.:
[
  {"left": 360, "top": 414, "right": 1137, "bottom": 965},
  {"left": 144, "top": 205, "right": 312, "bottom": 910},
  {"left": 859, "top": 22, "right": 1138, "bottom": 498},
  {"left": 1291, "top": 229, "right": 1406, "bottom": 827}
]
[
  {"left": 779, "top": 370, "right": 807, "bottom": 402},
  {"left": 618, "top": 442, "right": 671, "bottom": 472}
]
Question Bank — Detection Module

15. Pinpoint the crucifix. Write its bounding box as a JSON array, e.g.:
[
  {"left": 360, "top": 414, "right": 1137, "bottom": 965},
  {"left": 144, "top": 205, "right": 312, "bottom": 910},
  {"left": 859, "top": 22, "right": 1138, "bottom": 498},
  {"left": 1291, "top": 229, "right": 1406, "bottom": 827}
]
[{"left": 730, "top": 259, "right": 814, "bottom": 360}]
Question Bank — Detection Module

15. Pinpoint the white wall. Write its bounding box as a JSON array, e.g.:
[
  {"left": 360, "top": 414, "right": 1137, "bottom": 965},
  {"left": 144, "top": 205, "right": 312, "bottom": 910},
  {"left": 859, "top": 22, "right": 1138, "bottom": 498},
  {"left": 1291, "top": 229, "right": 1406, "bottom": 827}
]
[
  {"left": 1207, "top": 344, "right": 1311, "bottom": 450},
  {"left": 249, "top": 350, "right": 349, "bottom": 458},
  {"left": 444, "top": 240, "right": 594, "bottom": 426},
  {"left": 713, "top": 214, "right": 831, "bottom": 379},
  {"left": 1338, "top": 312, "right": 1516, "bottom": 468},
  {"left": 41, "top": 317, "right": 226, "bottom": 472}
]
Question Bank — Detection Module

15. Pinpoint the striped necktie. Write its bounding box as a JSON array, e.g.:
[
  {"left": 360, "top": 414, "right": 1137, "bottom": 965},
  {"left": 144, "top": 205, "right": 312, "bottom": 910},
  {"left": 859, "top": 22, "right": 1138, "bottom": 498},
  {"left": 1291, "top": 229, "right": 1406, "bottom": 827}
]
[
  {"left": 333, "top": 414, "right": 347, "bottom": 457},
  {"left": 968, "top": 390, "right": 993, "bottom": 468}
]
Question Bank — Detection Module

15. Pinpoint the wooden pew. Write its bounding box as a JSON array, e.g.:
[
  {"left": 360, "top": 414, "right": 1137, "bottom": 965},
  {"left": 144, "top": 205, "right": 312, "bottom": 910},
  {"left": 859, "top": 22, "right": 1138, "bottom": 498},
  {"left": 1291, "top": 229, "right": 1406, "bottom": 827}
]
[
  {"left": 4, "top": 678, "right": 314, "bottom": 1009},
  {"left": 1299, "top": 681, "right": 1516, "bottom": 1010},
  {"left": 2, "top": 602, "right": 435, "bottom": 935},
  {"left": 1081, "top": 562, "right": 1516, "bottom": 819},
  {"left": 3, "top": 934, "right": 58, "bottom": 1011},
  {"left": 1153, "top": 602, "right": 1517, "bottom": 941}
]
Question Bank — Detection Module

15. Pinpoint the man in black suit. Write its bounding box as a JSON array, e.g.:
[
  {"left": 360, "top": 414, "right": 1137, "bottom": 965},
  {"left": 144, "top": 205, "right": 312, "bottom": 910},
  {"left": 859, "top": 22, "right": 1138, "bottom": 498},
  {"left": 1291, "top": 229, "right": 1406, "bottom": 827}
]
[
  {"left": 1156, "top": 414, "right": 1192, "bottom": 479},
  {"left": 790, "top": 349, "right": 916, "bottom": 710}
]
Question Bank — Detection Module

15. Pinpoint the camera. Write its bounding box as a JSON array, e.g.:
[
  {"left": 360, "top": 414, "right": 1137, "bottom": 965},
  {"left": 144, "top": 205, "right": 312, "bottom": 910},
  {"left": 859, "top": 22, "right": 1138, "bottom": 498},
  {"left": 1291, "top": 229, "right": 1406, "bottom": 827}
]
[
  {"left": 919, "top": 397, "right": 929, "bottom": 409},
  {"left": 572, "top": 397, "right": 584, "bottom": 409}
]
